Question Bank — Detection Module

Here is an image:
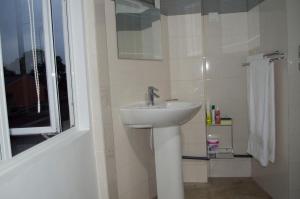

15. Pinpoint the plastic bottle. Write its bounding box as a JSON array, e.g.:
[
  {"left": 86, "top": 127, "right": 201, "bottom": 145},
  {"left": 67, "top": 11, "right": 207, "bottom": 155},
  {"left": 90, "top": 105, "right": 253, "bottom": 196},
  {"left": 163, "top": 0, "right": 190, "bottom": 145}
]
[
  {"left": 215, "top": 106, "right": 221, "bottom": 125},
  {"left": 207, "top": 134, "right": 219, "bottom": 158},
  {"left": 211, "top": 105, "right": 215, "bottom": 125},
  {"left": 206, "top": 102, "right": 212, "bottom": 125}
]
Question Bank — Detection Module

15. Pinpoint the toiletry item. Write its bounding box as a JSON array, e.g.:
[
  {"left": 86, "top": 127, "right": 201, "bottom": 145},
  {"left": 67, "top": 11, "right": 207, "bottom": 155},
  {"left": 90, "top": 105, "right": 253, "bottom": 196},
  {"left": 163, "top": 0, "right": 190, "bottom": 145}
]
[
  {"left": 215, "top": 106, "right": 221, "bottom": 125},
  {"left": 207, "top": 135, "right": 219, "bottom": 158},
  {"left": 220, "top": 118, "right": 232, "bottom": 125},
  {"left": 208, "top": 140, "right": 219, "bottom": 155},
  {"left": 206, "top": 102, "right": 212, "bottom": 125},
  {"left": 211, "top": 105, "right": 216, "bottom": 125}
]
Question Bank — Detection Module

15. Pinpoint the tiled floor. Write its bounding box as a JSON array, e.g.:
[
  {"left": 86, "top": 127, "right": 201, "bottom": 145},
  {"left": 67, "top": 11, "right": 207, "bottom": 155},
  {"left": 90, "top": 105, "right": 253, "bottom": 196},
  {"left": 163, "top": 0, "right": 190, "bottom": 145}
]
[{"left": 185, "top": 178, "right": 272, "bottom": 199}]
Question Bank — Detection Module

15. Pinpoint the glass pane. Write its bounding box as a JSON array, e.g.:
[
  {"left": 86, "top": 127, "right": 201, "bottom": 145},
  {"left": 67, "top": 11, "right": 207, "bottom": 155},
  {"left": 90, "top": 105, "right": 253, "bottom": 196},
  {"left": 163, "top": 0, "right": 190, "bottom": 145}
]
[
  {"left": 10, "top": 134, "right": 49, "bottom": 156},
  {"left": 0, "top": 0, "right": 50, "bottom": 128},
  {"left": 51, "top": 0, "right": 73, "bottom": 130},
  {"left": 115, "top": 0, "right": 163, "bottom": 60}
]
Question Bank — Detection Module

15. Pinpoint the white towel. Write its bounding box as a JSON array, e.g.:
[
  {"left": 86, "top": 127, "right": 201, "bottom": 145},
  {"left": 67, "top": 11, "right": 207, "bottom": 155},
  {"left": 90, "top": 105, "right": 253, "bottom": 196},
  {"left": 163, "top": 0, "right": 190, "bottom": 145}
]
[{"left": 247, "top": 54, "right": 276, "bottom": 167}]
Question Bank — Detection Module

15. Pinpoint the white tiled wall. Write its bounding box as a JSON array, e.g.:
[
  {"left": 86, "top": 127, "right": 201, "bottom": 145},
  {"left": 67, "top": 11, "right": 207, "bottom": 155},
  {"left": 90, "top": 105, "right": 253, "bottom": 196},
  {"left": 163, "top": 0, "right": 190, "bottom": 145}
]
[
  {"left": 247, "top": 6, "right": 260, "bottom": 52},
  {"left": 167, "top": 10, "right": 253, "bottom": 180},
  {"left": 183, "top": 159, "right": 208, "bottom": 183},
  {"left": 203, "top": 12, "right": 249, "bottom": 154},
  {"left": 249, "top": 0, "right": 292, "bottom": 198},
  {"left": 167, "top": 13, "right": 208, "bottom": 183},
  {"left": 203, "top": 11, "right": 252, "bottom": 177},
  {"left": 104, "top": 0, "right": 171, "bottom": 198},
  {"left": 209, "top": 158, "right": 251, "bottom": 177},
  {"left": 287, "top": 0, "right": 300, "bottom": 198}
]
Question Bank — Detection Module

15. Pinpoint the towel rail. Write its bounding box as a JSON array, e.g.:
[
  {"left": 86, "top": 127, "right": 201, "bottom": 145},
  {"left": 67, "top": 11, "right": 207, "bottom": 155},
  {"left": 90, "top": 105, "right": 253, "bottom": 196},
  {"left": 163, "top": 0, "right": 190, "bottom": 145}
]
[{"left": 242, "top": 50, "right": 285, "bottom": 67}]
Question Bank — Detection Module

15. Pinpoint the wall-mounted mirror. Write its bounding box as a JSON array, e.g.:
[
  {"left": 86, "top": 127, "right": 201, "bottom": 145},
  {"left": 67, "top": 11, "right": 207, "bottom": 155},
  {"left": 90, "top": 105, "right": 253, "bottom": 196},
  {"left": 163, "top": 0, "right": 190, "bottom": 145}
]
[{"left": 115, "top": 0, "right": 163, "bottom": 60}]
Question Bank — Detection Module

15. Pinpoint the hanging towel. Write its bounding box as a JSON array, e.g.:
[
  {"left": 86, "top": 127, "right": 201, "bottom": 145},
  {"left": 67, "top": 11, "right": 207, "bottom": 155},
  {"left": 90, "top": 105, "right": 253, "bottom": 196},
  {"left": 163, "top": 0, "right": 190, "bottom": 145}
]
[{"left": 247, "top": 54, "right": 276, "bottom": 167}]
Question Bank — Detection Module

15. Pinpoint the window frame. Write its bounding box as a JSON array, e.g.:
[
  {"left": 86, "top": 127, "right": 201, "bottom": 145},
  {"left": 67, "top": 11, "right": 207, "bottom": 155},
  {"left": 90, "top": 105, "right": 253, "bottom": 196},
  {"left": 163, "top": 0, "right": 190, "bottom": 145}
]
[
  {"left": 61, "top": 0, "right": 75, "bottom": 129},
  {"left": 5, "top": 0, "right": 74, "bottom": 135},
  {"left": 0, "top": 36, "right": 12, "bottom": 160},
  {"left": 0, "top": 0, "right": 89, "bottom": 160}
]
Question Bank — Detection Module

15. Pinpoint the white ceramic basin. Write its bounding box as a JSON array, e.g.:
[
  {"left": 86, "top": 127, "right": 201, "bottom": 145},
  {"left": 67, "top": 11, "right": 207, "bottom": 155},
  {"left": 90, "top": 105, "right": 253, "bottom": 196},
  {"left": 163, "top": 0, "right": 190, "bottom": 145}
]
[
  {"left": 120, "top": 101, "right": 201, "bottom": 128},
  {"left": 120, "top": 100, "right": 202, "bottom": 199}
]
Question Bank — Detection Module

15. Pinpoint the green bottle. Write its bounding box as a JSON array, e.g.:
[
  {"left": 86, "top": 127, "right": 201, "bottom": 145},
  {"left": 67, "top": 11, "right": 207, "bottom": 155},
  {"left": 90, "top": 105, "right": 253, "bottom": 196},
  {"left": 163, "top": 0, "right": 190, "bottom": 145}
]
[{"left": 206, "top": 103, "right": 212, "bottom": 125}]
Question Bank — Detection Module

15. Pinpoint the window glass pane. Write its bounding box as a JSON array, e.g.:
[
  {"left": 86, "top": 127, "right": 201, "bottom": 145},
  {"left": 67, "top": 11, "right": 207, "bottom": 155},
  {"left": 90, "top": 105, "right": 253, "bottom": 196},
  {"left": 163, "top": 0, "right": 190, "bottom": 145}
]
[
  {"left": 0, "top": 0, "right": 50, "bottom": 128},
  {"left": 51, "top": 0, "right": 73, "bottom": 131},
  {"left": 10, "top": 134, "right": 52, "bottom": 156}
]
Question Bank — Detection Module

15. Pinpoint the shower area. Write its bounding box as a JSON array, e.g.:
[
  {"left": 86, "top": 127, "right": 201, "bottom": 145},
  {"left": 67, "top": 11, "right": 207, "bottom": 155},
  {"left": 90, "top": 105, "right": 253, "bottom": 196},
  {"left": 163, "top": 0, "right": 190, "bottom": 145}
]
[{"left": 161, "top": 0, "right": 300, "bottom": 198}]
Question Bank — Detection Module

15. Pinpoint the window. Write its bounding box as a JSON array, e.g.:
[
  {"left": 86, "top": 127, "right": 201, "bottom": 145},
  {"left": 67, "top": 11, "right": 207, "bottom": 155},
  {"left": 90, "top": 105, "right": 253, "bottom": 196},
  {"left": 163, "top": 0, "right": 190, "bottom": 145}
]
[{"left": 0, "top": 0, "right": 74, "bottom": 156}]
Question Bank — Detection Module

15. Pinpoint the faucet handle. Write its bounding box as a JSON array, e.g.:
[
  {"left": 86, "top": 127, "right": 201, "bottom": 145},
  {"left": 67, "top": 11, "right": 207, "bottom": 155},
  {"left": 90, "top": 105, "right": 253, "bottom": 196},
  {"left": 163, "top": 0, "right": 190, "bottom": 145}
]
[
  {"left": 148, "top": 86, "right": 159, "bottom": 92},
  {"left": 147, "top": 86, "right": 160, "bottom": 106},
  {"left": 153, "top": 92, "right": 160, "bottom": 98}
]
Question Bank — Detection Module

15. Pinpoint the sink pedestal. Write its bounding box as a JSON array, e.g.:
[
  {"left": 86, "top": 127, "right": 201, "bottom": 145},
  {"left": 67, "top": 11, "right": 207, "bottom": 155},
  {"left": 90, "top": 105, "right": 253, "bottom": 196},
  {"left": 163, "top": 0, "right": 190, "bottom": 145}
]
[
  {"left": 120, "top": 101, "right": 202, "bottom": 199},
  {"left": 153, "top": 126, "right": 184, "bottom": 199}
]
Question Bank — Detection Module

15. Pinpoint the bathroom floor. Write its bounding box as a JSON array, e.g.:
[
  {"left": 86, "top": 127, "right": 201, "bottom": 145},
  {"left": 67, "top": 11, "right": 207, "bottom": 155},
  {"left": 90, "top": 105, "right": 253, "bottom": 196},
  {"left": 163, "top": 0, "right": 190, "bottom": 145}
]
[{"left": 185, "top": 178, "right": 272, "bottom": 199}]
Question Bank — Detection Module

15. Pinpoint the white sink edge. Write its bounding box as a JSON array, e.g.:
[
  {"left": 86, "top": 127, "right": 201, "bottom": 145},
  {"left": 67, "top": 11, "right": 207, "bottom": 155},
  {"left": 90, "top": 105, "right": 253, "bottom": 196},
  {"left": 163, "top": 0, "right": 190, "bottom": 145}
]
[{"left": 120, "top": 101, "right": 202, "bottom": 110}]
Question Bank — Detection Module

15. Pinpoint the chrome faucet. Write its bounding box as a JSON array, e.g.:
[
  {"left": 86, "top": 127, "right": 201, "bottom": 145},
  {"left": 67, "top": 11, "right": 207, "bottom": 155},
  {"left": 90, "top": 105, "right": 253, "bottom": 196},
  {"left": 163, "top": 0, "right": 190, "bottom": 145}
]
[{"left": 147, "top": 86, "right": 160, "bottom": 106}]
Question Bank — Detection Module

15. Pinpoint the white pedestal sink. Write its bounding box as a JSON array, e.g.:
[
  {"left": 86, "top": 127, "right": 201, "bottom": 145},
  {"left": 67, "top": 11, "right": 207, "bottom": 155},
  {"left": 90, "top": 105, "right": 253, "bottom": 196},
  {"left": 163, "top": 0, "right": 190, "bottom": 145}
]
[{"left": 120, "top": 101, "right": 202, "bottom": 199}]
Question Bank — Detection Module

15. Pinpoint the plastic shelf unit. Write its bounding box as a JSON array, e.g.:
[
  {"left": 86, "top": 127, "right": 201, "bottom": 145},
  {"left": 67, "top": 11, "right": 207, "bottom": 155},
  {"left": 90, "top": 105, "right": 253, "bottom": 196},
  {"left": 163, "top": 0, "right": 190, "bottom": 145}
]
[{"left": 207, "top": 121, "right": 234, "bottom": 159}]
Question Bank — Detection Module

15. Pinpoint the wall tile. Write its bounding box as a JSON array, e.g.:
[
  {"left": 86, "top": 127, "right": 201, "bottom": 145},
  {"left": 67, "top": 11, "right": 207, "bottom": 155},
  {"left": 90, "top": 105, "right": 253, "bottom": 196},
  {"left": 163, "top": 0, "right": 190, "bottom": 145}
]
[
  {"left": 183, "top": 160, "right": 208, "bottom": 183},
  {"left": 247, "top": 6, "right": 261, "bottom": 52},
  {"left": 182, "top": 142, "right": 207, "bottom": 157},
  {"left": 170, "top": 58, "right": 204, "bottom": 81},
  {"left": 250, "top": 1, "right": 291, "bottom": 198},
  {"left": 290, "top": 189, "right": 300, "bottom": 199},
  {"left": 290, "top": 161, "right": 300, "bottom": 191},
  {"left": 220, "top": 12, "right": 249, "bottom": 53},
  {"left": 289, "top": 133, "right": 300, "bottom": 162},
  {"left": 209, "top": 158, "right": 251, "bottom": 177},
  {"left": 171, "top": 80, "right": 205, "bottom": 102},
  {"left": 104, "top": 0, "right": 171, "bottom": 198},
  {"left": 168, "top": 13, "right": 208, "bottom": 182}
]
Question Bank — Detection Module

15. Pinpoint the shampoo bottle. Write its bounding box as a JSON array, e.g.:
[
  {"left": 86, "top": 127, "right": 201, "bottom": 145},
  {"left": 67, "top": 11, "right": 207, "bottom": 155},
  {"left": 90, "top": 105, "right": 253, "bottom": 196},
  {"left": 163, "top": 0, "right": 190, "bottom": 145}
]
[
  {"left": 215, "top": 106, "right": 221, "bottom": 125},
  {"left": 211, "top": 105, "right": 216, "bottom": 125},
  {"left": 206, "top": 102, "right": 212, "bottom": 125}
]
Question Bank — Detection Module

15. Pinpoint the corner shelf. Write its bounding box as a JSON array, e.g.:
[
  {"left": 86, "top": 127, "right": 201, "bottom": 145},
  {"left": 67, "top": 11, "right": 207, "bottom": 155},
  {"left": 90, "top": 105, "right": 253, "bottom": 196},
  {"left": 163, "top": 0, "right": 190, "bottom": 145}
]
[
  {"left": 206, "top": 120, "right": 234, "bottom": 159},
  {"left": 208, "top": 124, "right": 232, "bottom": 127}
]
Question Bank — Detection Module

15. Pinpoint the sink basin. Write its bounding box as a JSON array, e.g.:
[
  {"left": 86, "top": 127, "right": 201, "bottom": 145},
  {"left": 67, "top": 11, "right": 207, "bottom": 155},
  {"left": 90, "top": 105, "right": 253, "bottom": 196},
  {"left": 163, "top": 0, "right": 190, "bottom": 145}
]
[
  {"left": 120, "top": 100, "right": 202, "bottom": 199},
  {"left": 120, "top": 101, "right": 202, "bottom": 128}
]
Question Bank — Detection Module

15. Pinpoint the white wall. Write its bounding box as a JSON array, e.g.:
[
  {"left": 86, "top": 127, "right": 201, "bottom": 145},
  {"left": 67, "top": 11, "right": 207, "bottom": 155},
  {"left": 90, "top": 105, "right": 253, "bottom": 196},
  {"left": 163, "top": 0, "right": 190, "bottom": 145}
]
[
  {"left": 249, "top": 2, "right": 300, "bottom": 198},
  {"left": 93, "top": 0, "right": 119, "bottom": 198},
  {"left": 0, "top": 132, "right": 99, "bottom": 199},
  {"left": 204, "top": 11, "right": 249, "bottom": 156},
  {"left": 286, "top": 0, "right": 300, "bottom": 198},
  {"left": 104, "top": 0, "right": 171, "bottom": 198},
  {"left": 166, "top": 10, "right": 253, "bottom": 179},
  {"left": 249, "top": 1, "right": 290, "bottom": 198},
  {"left": 167, "top": 13, "right": 208, "bottom": 183},
  {"left": 204, "top": 11, "right": 251, "bottom": 178}
]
